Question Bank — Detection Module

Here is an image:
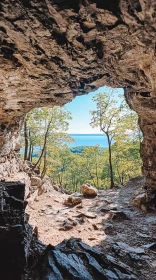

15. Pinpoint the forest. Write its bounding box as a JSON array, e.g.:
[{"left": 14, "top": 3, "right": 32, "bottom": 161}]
[{"left": 21, "top": 91, "right": 142, "bottom": 192}]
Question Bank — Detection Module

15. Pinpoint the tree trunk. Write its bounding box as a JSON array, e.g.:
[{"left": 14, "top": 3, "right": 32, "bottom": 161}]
[
  {"left": 24, "top": 120, "right": 29, "bottom": 161},
  {"left": 95, "top": 154, "right": 99, "bottom": 189},
  {"left": 33, "top": 117, "right": 52, "bottom": 169},
  {"left": 41, "top": 147, "right": 47, "bottom": 179},
  {"left": 31, "top": 146, "right": 33, "bottom": 162},
  {"left": 27, "top": 130, "right": 32, "bottom": 161},
  {"left": 106, "top": 133, "right": 115, "bottom": 188}
]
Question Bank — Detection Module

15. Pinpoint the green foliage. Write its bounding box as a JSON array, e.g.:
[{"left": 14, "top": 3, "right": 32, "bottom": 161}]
[
  {"left": 21, "top": 106, "right": 75, "bottom": 177},
  {"left": 23, "top": 106, "right": 73, "bottom": 149},
  {"left": 90, "top": 91, "right": 122, "bottom": 138},
  {"left": 21, "top": 92, "right": 142, "bottom": 192}
]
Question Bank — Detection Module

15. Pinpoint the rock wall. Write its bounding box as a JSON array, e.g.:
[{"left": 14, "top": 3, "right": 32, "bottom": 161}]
[
  {"left": 0, "top": 182, "right": 32, "bottom": 280},
  {"left": 125, "top": 88, "right": 156, "bottom": 208},
  {"left": 0, "top": 0, "right": 156, "bottom": 204}
]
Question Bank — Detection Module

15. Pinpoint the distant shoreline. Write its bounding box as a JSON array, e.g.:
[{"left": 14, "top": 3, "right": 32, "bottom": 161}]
[
  {"left": 20, "top": 134, "right": 108, "bottom": 155},
  {"left": 68, "top": 134, "right": 107, "bottom": 148},
  {"left": 69, "top": 133, "right": 103, "bottom": 136}
]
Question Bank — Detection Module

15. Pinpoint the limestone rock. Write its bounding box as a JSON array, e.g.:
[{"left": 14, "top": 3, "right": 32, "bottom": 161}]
[{"left": 81, "top": 183, "right": 98, "bottom": 197}]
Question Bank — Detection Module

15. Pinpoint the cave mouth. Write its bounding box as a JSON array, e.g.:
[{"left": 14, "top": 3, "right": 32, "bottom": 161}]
[
  {"left": 20, "top": 86, "right": 142, "bottom": 192},
  {"left": 17, "top": 86, "right": 143, "bottom": 247}
]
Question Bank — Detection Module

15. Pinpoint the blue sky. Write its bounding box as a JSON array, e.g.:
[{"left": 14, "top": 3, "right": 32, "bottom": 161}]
[{"left": 64, "top": 86, "right": 124, "bottom": 134}]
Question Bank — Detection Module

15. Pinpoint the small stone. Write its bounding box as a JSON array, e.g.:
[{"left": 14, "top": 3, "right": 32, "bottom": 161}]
[
  {"left": 34, "top": 226, "right": 39, "bottom": 237},
  {"left": 92, "top": 223, "right": 99, "bottom": 230},
  {"left": 88, "top": 237, "right": 96, "bottom": 241},
  {"left": 59, "top": 227, "right": 65, "bottom": 231},
  {"left": 54, "top": 199, "right": 60, "bottom": 203},
  {"left": 136, "top": 232, "right": 151, "bottom": 238},
  {"left": 64, "top": 225, "right": 73, "bottom": 230},
  {"left": 104, "top": 223, "right": 114, "bottom": 235},
  {"left": 63, "top": 196, "right": 82, "bottom": 207},
  {"left": 110, "top": 210, "right": 130, "bottom": 222},
  {"left": 144, "top": 242, "right": 156, "bottom": 251},
  {"left": 76, "top": 203, "right": 83, "bottom": 209},
  {"left": 133, "top": 193, "right": 148, "bottom": 208},
  {"left": 100, "top": 206, "right": 118, "bottom": 212},
  {"left": 72, "top": 192, "right": 83, "bottom": 198},
  {"left": 68, "top": 217, "right": 77, "bottom": 226},
  {"left": 76, "top": 217, "right": 84, "bottom": 224},
  {"left": 31, "top": 176, "right": 41, "bottom": 186},
  {"left": 53, "top": 184, "right": 60, "bottom": 191},
  {"left": 115, "top": 242, "right": 145, "bottom": 254},
  {"left": 61, "top": 218, "right": 77, "bottom": 230},
  {"left": 75, "top": 211, "right": 97, "bottom": 219}
]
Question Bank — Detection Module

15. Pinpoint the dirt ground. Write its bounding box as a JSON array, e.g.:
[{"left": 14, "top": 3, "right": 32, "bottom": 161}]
[{"left": 26, "top": 176, "right": 156, "bottom": 280}]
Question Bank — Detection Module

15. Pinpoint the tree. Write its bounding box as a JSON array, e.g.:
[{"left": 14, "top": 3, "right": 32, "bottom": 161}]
[
  {"left": 22, "top": 106, "right": 74, "bottom": 178},
  {"left": 90, "top": 92, "right": 122, "bottom": 188},
  {"left": 82, "top": 146, "right": 103, "bottom": 188},
  {"left": 112, "top": 140, "right": 141, "bottom": 184}
]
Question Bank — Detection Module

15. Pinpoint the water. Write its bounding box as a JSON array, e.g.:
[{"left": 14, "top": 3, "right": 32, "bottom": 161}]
[
  {"left": 69, "top": 134, "right": 108, "bottom": 148},
  {"left": 20, "top": 134, "right": 108, "bottom": 156}
]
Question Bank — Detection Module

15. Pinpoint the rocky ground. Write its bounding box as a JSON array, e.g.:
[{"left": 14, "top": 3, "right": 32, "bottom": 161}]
[{"left": 26, "top": 176, "right": 156, "bottom": 280}]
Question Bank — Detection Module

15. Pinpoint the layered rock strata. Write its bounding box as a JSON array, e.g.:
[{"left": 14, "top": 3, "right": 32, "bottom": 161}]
[{"left": 0, "top": 1, "right": 156, "bottom": 205}]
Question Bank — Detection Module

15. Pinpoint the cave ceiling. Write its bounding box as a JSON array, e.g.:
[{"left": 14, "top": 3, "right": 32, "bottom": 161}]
[{"left": 0, "top": 0, "right": 156, "bottom": 128}]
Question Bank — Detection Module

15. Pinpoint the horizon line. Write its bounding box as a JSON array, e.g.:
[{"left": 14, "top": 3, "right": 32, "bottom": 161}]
[{"left": 67, "top": 133, "right": 103, "bottom": 135}]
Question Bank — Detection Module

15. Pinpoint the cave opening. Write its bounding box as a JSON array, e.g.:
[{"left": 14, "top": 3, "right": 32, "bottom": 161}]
[{"left": 16, "top": 86, "right": 143, "bottom": 247}]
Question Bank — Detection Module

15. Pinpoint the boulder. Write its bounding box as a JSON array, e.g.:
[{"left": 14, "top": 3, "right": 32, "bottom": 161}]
[{"left": 81, "top": 184, "right": 98, "bottom": 197}]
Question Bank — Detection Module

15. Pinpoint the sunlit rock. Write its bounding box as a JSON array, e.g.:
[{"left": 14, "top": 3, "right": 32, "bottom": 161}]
[{"left": 81, "top": 183, "right": 98, "bottom": 196}]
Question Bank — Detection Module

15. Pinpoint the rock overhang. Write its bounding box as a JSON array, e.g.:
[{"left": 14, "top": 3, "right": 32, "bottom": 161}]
[
  {"left": 0, "top": 0, "right": 156, "bottom": 126},
  {"left": 0, "top": 0, "right": 156, "bottom": 203}
]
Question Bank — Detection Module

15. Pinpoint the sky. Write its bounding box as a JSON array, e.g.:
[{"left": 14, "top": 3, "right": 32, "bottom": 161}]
[{"left": 64, "top": 86, "right": 124, "bottom": 134}]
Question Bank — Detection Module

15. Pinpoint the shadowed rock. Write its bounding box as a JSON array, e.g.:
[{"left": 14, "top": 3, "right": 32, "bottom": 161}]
[{"left": 29, "top": 238, "right": 137, "bottom": 280}]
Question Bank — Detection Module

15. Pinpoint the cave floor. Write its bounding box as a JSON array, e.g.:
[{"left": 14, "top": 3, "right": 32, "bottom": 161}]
[{"left": 26, "top": 176, "right": 156, "bottom": 280}]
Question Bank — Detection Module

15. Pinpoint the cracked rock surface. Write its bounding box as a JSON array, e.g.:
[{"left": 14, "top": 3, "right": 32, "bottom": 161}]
[{"left": 0, "top": 1, "right": 156, "bottom": 202}]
